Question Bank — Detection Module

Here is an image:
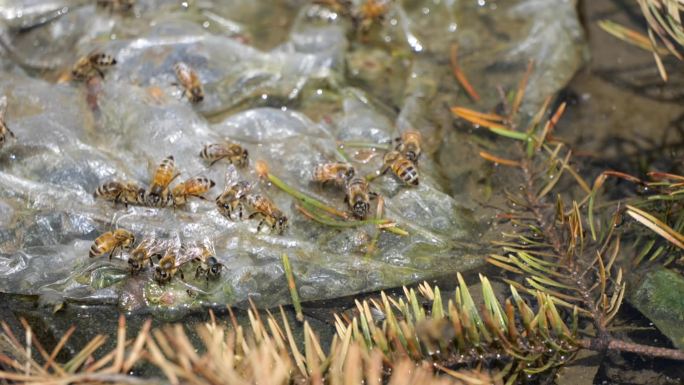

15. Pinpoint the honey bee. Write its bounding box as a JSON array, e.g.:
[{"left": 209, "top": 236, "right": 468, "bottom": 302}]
[
  {"left": 93, "top": 180, "right": 146, "bottom": 207},
  {"left": 312, "top": 162, "right": 355, "bottom": 186},
  {"left": 200, "top": 142, "right": 249, "bottom": 167},
  {"left": 381, "top": 150, "right": 419, "bottom": 186},
  {"left": 127, "top": 238, "right": 165, "bottom": 272},
  {"left": 72, "top": 52, "right": 117, "bottom": 80},
  {"left": 195, "top": 256, "right": 224, "bottom": 281},
  {"left": 170, "top": 176, "right": 215, "bottom": 208},
  {"left": 395, "top": 130, "right": 422, "bottom": 164},
  {"left": 0, "top": 96, "right": 15, "bottom": 150},
  {"left": 216, "top": 181, "right": 252, "bottom": 220},
  {"left": 173, "top": 62, "right": 204, "bottom": 103},
  {"left": 244, "top": 193, "right": 288, "bottom": 234},
  {"left": 89, "top": 229, "right": 135, "bottom": 259},
  {"left": 96, "top": 0, "right": 135, "bottom": 12},
  {"left": 345, "top": 176, "right": 375, "bottom": 219},
  {"left": 185, "top": 242, "right": 223, "bottom": 281},
  {"left": 354, "top": 0, "right": 391, "bottom": 33},
  {"left": 146, "top": 156, "right": 180, "bottom": 207},
  {"left": 154, "top": 248, "right": 184, "bottom": 285},
  {"left": 313, "top": 0, "right": 353, "bottom": 16}
]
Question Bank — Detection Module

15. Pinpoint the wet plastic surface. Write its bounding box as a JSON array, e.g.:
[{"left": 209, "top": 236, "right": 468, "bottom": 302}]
[{"left": 0, "top": 0, "right": 586, "bottom": 311}]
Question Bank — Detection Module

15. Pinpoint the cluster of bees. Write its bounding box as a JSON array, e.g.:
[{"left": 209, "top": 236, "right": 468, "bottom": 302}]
[
  {"left": 313, "top": 130, "right": 421, "bottom": 218},
  {"left": 71, "top": 52, "right": 204, "bottom": 104},
  {"left": 94, "top": 155, "right": 216, "bottom": 208},
  {"left": 94, "top": 140, "right": 244, "bottom": 207},
  {"left": 93, "top": 138, "right": 290, "bottom": 234},
  {"left": 89, "top": 228, "right": 223, "bottom": 285},
  {"left": 74, "top": 0, "right": 413, "bottom": 289}
]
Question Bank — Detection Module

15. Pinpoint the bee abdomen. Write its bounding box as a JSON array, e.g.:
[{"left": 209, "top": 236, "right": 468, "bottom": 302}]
[
  {"left": 89, "top": 242, "right": 103, "bottom": 258},
  {"left": 95, "top": 180, "right": 123, "bottom": 194},
  {"left": 393, "top": 160, "right": 419, "bottom": 185},
  {"left": 91, "top": 53, "right": 117, "bottom": 67}
]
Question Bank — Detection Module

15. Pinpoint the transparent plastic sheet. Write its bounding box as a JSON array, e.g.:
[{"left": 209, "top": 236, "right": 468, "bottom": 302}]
[{"left": 0, "top": 0, "right": 586, "bottom": 312}]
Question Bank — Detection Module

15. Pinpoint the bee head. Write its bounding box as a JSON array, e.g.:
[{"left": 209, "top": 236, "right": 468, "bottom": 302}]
[
  {"left": 136, "top": 188, "right": 146, "bottom": 202},
  {"left": 191, "top": 87, "right": 204, "bottom": 102},
  {"left": 209, "top": 262, "right": 223, "bottom": 277},
  {"left": 128, "top": 258, "right": 141, "bottom": 270},
  {"left": 277, "top": 216, "right": 288, "bottom": 231},
  {"left": 154, "top": 267, "right": 169, "bottom": 283},
  {"left": 344, "top": 167, "right": 356, "bottom": 181},
  {"left": 146, "top": 192, "right": 165, "bottom": 207},
  {"left": 353, "top": 201, "right": 369, "bottom": 219}
]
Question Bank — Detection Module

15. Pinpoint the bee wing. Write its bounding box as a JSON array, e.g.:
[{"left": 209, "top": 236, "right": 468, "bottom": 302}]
[
  {"left": 223, "top": 164, "right": 240, "bottom": 187},
  {"left": 202, "top": 238, "right": 216, "bottom": 257},
  {"left": 175, "top": 248, "right": 197, "bottom": 268}
]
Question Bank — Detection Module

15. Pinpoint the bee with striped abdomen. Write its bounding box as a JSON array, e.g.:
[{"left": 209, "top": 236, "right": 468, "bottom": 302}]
[
  {"left": 185, "top": 242, "right": 223, "bottom": 282},
  {"left": 89, "top": 229, "right": 135, "bottom": 259},
  {"left": 395, "top": 130, "right": 422, "bottom": 164},
  {"left": 94, "top": 180, "right": 146, "bottom": 207},
  {"left": 353, "top": 0, "right": 391, "bottom": 35},
  {"left": 174, "top": 62, "right": 204, "bottom": 103},
  {"left": 216, "top": 181, "right": 252, "bottom": 220},
  {"left": 170, "top": 176, "right": 215, "bottom": 208},
  {"left": 244, "top": 193, "right": 287, "bottom": 234},
  {"left": 146, "top": 156, "right": 180, "bottom": 207},
  {"left": 154, "top": 248, "right": 183, "bottom": 285},
  {"left": 127, "top": 238, "right": 166, "bottom": 273},
  {"left": 72, "top": 52, "right": 117, "bottom": 80},
  {"left": 200, "top": 141, "right": 249, "bottom": 167},
  {"left": 196, "top": 256, "right": 223, "bottom": 281},
  {"left": 312, "top": 162, "right": 355, "bottom": 187},
  {"left": 345, "top": 176, "right": 376, "bottom": 219},
  {"left": 381, "top": 150, "right": 418, "bottom": 186}
]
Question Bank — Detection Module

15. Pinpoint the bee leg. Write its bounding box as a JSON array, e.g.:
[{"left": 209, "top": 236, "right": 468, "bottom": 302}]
[
  {"left": 179, "top": 270, "right": 185, "bottom": 280},
  {"left": 369, "top": 191, "right": 379, "bottom": 200},
  {"left": 95, "top": 68, "right": 105, "bottom": 79},
  {"left": 209, "top": 156, "right": 228, "bottom": 167},
  {"left": 108, "top": 246, "right": 118, "bottom": 260},
  {"left": 256, "top": 220, "right": 265, "bottom": 233}
]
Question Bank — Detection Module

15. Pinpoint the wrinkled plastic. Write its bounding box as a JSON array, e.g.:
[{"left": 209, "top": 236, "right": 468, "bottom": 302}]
[{"left": 0, "top": 0, "right": 586, "bottom": 311}]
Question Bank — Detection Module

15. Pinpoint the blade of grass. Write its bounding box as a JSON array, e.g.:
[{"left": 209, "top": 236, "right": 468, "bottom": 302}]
[
  {"left": 478, "top": 151, "right": 521, "bottom": 167},
  {"left": 626, "top": 205, "right": 684, "bottom": 249},
  {"left": 449, "top": 43, "right": 481, "bottom": 102},
  {"left": 282, "top": 253, "right": 304, "bottom": 322}
]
